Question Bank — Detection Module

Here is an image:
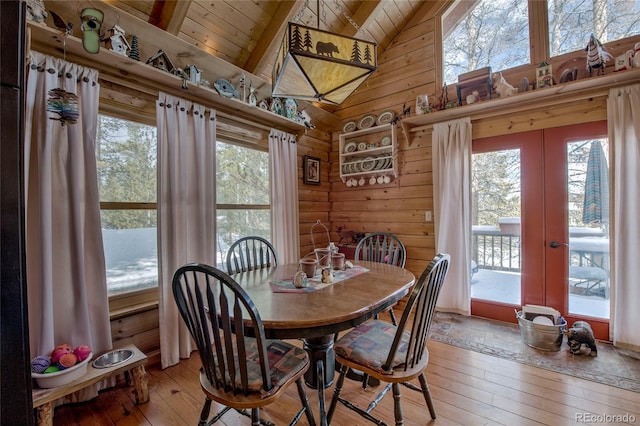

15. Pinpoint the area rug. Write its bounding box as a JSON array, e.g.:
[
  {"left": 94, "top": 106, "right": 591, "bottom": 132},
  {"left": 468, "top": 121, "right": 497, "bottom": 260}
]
[{"left": 428, "top": 312, "right": 640, "bottom": 393}]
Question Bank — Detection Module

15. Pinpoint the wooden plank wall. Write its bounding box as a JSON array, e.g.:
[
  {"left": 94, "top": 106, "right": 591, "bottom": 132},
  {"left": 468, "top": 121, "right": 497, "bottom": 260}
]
[
  {"left": 298, "top": 129, "right": 332, "bottom": 257},
  {"left": 327, "top": 6, "right": 441, "bottom": 277}
]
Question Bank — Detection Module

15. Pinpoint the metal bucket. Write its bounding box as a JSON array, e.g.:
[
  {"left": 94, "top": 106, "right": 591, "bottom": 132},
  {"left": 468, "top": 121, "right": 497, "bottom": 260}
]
[{"left": 516, "top": 311, "right": 566, "bottom": 351}]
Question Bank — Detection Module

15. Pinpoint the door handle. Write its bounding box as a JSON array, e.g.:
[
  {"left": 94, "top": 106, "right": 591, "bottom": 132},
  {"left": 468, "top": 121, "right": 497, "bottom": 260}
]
[{"left": 549, "top": 241, "right": 569, "bottom": 248}]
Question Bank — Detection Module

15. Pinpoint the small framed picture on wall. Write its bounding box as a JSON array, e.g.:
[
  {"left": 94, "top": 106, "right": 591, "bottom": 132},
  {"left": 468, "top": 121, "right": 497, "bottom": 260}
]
[{"left": 304, "top": 155, "right": 321, "bottom": 185}]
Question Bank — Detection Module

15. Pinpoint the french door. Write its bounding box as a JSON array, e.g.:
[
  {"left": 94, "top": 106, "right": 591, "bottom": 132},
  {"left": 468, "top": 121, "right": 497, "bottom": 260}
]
[{"left": 470, "top": 121, "right": 610, "bottom": 340}]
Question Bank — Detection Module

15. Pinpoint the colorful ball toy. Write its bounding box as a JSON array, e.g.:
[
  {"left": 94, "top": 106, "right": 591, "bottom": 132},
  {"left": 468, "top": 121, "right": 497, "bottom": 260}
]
[
  {"left": 73, "top": 344, "right": 91, "bottom": 362},
  {"left": 31, "top": 355, "right": 51, "bottom": 373},
  {"left": 50, "top": 343, "right": 73, "bottom": 364},
  {"left": 44, "top": 365, "right": 60, "bottom": 374},
  {"left": 57, "top": 353, "right": 78, "bottom": 369}
]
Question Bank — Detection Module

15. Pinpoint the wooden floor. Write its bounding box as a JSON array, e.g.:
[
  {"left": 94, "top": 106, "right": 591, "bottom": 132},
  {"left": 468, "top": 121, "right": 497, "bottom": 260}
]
[{"left": 50, "top": 339, "right": 640, "bottom": 425}]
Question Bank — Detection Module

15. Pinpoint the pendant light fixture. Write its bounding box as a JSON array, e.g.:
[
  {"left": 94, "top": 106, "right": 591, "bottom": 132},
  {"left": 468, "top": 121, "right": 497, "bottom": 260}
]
[{"left": 272, "top": 0, "right": 377, "bottom": 105}]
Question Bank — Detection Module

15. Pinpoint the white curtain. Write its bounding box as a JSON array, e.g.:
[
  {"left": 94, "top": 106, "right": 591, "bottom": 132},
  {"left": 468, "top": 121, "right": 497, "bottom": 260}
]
[
  {"left": 24, "top": 52, "right": 112, "bottom": 394},
  {"left": 432, "top": 117, "right": 472, "bottom": 315},
  {"left": 607, "top": 84, "right": 640, "bottom": 348},
  {"left": 269, "top": 129, "right": 300, "bottom": 263},
  {"left": 157, "top": 93, "right": 217, "bottom": 368}
]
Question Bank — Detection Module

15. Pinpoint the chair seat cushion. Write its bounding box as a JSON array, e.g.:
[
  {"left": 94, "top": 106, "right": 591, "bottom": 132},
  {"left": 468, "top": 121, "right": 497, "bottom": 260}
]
[
  {"left": 210, "top": 338, "right": 308, "bottom": 398},
  {"left": 334, "top": 319, "right": 413, "bottom": 374}
]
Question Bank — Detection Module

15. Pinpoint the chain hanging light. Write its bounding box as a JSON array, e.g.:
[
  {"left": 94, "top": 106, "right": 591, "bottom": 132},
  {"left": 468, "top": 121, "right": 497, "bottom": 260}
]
[{"left": 272, "top": 0, "right": 377, "bottom": 105}]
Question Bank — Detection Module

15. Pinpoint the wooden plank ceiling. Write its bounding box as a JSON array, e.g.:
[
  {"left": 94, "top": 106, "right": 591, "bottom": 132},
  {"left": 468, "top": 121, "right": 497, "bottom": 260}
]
[{"left": 98, "top": 0, "right": 427, "bottom": 88}]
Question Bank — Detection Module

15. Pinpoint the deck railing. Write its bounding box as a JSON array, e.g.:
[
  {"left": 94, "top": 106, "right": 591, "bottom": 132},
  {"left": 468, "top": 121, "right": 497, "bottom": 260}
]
[{"left": 473, "top": 229, "right": 521, "bottom": 272}]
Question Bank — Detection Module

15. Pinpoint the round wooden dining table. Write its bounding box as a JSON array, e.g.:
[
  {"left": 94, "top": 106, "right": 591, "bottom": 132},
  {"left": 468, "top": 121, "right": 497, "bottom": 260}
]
[{"left": 232, "top": 261, "right": 416, "bottom": 389}]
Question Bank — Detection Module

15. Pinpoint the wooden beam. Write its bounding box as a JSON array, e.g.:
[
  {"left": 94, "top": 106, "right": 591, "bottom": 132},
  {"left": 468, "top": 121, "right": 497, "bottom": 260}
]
[
  {"left": 339, "top": 0, "right": 382, "bottom": 38},
  {"left": 528, "top": 0, "right": 550, "bottom": 65},
  {"left": 148, "top": 0, "right": 191, "bottom": 34},
  {"left": 243, "top": 0, "right": 303, "bottom": 76},
  {"left": 167, "top": 0, "right": 191, "bottom": 35}
]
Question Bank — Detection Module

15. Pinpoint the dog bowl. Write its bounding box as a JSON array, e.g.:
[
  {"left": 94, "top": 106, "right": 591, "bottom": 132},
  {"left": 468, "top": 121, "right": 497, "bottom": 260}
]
[{"left": 92, "top": 349, "right": 134, "bottom": 369}]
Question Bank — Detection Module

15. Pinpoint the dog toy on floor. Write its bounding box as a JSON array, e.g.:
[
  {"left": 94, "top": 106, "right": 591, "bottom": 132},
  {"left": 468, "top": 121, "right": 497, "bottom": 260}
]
[{"left": 565, "top": 321, "right": 597, "bottom": 356}]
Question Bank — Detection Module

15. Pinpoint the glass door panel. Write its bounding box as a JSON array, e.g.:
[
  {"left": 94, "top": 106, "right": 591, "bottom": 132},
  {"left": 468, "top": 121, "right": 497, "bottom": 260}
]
[
  {"left": 566, "top": 139, "right": 610, "bottom": 318},
  {"left": 471, "top": 149, "right": 522, "bottom": 305}
]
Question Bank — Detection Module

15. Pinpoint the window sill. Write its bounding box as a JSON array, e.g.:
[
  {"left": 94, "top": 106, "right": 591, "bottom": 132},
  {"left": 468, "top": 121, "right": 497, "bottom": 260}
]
[{"left": 109, "top": 287, "right": 159, "bottom": 320}]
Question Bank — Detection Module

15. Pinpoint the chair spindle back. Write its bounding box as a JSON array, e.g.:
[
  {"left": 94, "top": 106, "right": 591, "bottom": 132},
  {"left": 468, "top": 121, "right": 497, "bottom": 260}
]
[
  {"left": 355, "top": 232, "right": 406, "bottom": 267},
  {"left": 383, "top": 253, "right": 450, "bottom": 371},
  {"left": 172, "top": 263, "right": 271, "bottom": 395},
  {"left": 226, "top": 236, "right": 278, "bottom": 275}
]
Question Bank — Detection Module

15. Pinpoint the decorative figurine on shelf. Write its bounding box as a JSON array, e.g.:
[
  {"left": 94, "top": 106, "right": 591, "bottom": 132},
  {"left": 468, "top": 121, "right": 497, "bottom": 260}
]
[
  {"left": 105, "top": 24, "right": 131, "bottom": 57},
  {"left": 284, "top": 98, "right": 298, "bottom": 120},
  {"left": 558, "top": 67, "right": 578, "bottom": 83},
  {"left": 585, "top": 33, "right": 613, "bottom": 76},
  {"left": 416, "top": 94, "right": 432, "bottom": 114},
  {"left": 565, "top": 321, "right": 598, "bottom": 356},
  {"left": 172, "top": 68, "right": 188, "bottom": 89},
  {"left": 185, "top": 64, "right": 202, "bottom": 84},
  {"left": 492, "top": 71, "right": 519, "bottom": 96},
  {"left": 297, "top": 109, "right": 314, "bottom": 129},
  {"left": 633, "top": 42, "right": 640, "bottom": 68},
  {"left": 146, "top": 50, "right": 175, "bottom": 73},
  {"left": 614, "top": 49, "right": 634, "bottom": 72},
  {"left": 535, "top": 61, "right": 554, "bottom": 89},
  {"left": 248, "top": 80, "right": 257, "bottom": 106},
  {"left": 26, "top": 0, "right": 47, "bottom": 23},
  {"left": 128, "top": 35, "right": 140, "bottom": 61},
  {"left": 239, "top": 72, "right": 246, "bottom": 102},
  {"left": 465, "top": 90, "right": 479, "bottom": 105},
  {"left": 437, "top": 83, "right": 449, "bottom": 110}
]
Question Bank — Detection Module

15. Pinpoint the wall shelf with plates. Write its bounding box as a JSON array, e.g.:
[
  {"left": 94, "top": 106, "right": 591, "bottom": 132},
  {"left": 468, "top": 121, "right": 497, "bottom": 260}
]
[{"left": 339, "top": 123, "right": 397, "bottom": 187}]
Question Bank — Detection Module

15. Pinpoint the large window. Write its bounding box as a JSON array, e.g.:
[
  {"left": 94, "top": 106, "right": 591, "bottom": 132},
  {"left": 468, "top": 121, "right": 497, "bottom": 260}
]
[
  {"left": 548, "top": 0, "right": 640, "bottom": 56},
  {"left": 215, "top": 141, "right": 271, "bottom": 269},
  {"left": 97, "top": 115, "right": 158, "bottom": 296},
  {"left": 443, "top": 0, "right": 530, "bottom": 84},
  {"left": 443, "top": 0, "right": 640, "bottom": 85},
  {"left": 97, "top": 117, "right": 271, "bottom": 294}
]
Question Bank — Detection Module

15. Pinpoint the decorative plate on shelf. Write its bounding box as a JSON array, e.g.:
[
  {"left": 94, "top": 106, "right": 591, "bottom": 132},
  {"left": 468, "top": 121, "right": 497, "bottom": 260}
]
[
  {"left": 377, "top": 110, "right": 395, "bottom": 125},
  {"left": 357, "top": 142, "right": 367, "bottom": 151},
  {"left": 343, "top": 121, "right": 357, "bottom": 133},
  {"left": 361, "top": 157, "right": 376, "bottom": 171},
  {"left": 380, "top": 135, "right": 391, "bottom": 146},
  {"left": 344, "top": 141, "right": 357, "bottom": 153},
  {"left": 357, "top": 114, "right": 377, "bottom": 129}
]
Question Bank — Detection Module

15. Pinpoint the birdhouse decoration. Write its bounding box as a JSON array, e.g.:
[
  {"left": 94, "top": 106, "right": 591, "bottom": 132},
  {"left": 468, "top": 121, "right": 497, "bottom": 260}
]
[
  {"left": 536, "top": 61, "right": 553, "bottom": 89},
  {"left": 146, "top": 50, "right": 175, "bottom": 74},
  {"left": 184, "top": 64, "right": 202, "bottom": 84},
  {"left": 105, "top": 24, "right": 131, "bottom": 57}
]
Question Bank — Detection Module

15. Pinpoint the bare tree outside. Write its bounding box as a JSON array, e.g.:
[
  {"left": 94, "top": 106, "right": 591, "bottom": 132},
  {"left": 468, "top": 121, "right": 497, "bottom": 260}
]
[{"left": 443, "top": 0, "right": 640, "bottom": 84}]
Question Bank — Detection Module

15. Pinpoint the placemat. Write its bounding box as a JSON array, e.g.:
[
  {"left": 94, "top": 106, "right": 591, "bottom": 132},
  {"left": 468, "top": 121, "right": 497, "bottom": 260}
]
[{"left": 270, "top": 265, "right": 369, "bottom": 293}]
